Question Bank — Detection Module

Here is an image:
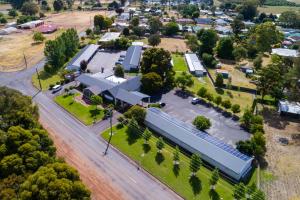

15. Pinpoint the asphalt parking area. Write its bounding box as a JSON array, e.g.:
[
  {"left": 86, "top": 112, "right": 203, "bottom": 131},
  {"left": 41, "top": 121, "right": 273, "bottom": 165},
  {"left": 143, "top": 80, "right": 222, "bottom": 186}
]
[
  {"left": 87, "top": 50, "right": 126, "bottom": 73},
  {"left": 160, "top": 90, "right": 250, "bottom": 146}
]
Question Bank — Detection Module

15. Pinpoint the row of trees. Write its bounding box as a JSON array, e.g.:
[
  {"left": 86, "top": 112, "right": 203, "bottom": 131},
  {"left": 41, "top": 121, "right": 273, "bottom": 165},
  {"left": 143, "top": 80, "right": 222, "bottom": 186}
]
[
  {"left": 0, "top": 87, "right": 90, "bottom": 199},
  {"left": 44, "top": 28, "right": 79, "bottom": 72}
]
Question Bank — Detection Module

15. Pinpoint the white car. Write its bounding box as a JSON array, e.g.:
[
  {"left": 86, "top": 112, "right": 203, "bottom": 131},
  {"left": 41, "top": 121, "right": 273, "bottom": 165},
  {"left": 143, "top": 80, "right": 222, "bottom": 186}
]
[
  {"left": 191, "top": 97, "right": 200, "bottom": 105},
  {"left": 52, "top": 85, "right": 62, "bottom": 93}
]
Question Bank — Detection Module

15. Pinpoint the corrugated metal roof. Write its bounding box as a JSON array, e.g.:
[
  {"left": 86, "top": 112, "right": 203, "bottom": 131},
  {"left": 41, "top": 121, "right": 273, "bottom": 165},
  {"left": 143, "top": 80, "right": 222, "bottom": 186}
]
[
  {"left": 272, "top": 48, "right": 299, "bottom": 58},
  {"left": 185, "top": 53, "right": 205, "bottom": 72},
  {"left": 99, "top": 32, "right": 121, "bottom": 42},
  {"left": 145, "top": 108, "right": 253, "bottom": 178},
  {"left": 122, "top": 46, "right": 142, "bottom": 71},
  {"left": 279, "top": 100, "right": 300, "bottom": 114},
  {"left": 76, "top": 74, "right": 116, "bottom": 92},
  {"left": 115, "top": 88, "right": 143, "bottom": 105}
]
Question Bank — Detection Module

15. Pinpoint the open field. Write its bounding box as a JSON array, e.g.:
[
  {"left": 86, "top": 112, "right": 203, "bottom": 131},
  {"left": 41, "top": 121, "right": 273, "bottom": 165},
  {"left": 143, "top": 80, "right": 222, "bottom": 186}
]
[
  {"left": 158, "top": 38, "right": 189, "bottom": 53},
  {"left": 258, "top": 6, "right": 300, "bottom": 14},
  {"left": 102, "top": 125, "right": 237, "bottom": 200},
  {"left": 55, "top": 93, "right": 104, "bottom": 125},
  {"left": 0, "top": 10, "right": 110, "bottom": 72},
  {"left": 260, "top": 107, "right": 300, "bottom": 200}
]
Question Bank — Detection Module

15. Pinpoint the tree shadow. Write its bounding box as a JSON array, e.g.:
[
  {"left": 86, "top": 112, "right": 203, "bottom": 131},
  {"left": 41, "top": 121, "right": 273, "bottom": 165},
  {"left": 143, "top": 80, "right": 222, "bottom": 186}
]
[
  {"left": 143, "top": 143, "right": 151, "bottom": 153},
  {"left": 126, "top": 129, "right": 140, "bottom": 145},
  {"left": 189, "top": 176, "right": 202, "bottom": 195},
  {"left": 209, "top": 189, "right": 220, "bottom": 200},
  {"left": 173, "top": 164, "right": 180, "bottom": 177},
  {"left": 155, "top": 152, "right": 165, "bottom": 165},
  {"left": 89, "top": 109, "right": 100, "bottom": 118}
]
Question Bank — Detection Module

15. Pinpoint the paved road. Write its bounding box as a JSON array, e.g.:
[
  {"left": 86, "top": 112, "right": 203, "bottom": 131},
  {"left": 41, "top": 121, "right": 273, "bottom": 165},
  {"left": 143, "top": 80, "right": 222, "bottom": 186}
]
[
  {"left": 0, "top": 62, "right": 181, "bottom": 200},
  {"left": 160, "top": 90, "right": 250, "bottom": 147}
]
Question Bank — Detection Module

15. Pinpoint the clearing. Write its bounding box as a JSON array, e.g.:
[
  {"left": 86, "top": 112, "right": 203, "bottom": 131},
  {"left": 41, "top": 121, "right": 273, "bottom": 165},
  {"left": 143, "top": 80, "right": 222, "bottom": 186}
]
[
  {"left": 158, "top": 37, "right": 189, "bottom": 53},
  {"left": 172, "top": 54, "right": 188, "bottom": 72},
  {"left": 0, "top": 10, "right": 111, "bottom": 72},
  {"left": 54, "top": 93, "right": 104, "bottom": 125},
  {"left": 260, "top": 107, "right": 300, "bottom": 200},
  {"left": 258, "top": 6, "right": 300, "bottom": 14}
]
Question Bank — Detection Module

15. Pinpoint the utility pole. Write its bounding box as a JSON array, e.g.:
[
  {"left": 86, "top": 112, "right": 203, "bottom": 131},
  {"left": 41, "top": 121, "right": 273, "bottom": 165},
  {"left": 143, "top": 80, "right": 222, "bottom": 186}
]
[
  {"left": 23, "top": 52, "right": 28, "bottom": 70},
  {"left": 104, "top": 108, "right": 113, "bottom": 155},
  {"left": 36, "top": 68, "right": 42, "bottom": 91}
]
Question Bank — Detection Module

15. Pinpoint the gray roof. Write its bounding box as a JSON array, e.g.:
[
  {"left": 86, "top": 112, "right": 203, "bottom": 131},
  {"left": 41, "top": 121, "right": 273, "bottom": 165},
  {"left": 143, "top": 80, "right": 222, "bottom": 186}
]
[
  {"left": 130, "top": 91, "right": 150, "bottom": 98},
  {"left": 279, "top": 100, "right": 300, "bottom": 114},
  {"left": 76, "top": 74, "right": 116, "bottom": 92},
  {"left": 122, "top": 45, "right": 142, "bottom": 71},
  {"left": 66, "top": 44, "right": 99, "bottom": 71},
  {"left": 272, "top": 48, "right": 299, "bottom": 57},
  {"left": 194, "top": 18, "right": 213, "bottom": 24},
  {"left": 185, "top": 53, "right": 206, "bottom": 72},
  {"left": 145, "top": 108, "right": 253, "bottom": 180},
  {"left": 115, "top": 89, "right": 143, "bottom": 105}
]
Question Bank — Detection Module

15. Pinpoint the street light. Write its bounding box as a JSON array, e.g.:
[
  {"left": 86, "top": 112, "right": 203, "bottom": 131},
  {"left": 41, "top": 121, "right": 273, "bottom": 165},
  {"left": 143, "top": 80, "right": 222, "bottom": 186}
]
[{"left": 104, "top": 108, "right": 113, "bottom": 155}]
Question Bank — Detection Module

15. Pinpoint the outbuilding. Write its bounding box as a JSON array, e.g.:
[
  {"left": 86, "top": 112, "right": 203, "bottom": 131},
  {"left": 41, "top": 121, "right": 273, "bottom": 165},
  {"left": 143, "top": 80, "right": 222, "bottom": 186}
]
[
  {"left": 122, "top": 45, "right": 142, "bottom": 71},
  {"left": 278, "top": 100, "right": 300, "bottom": 118},
  {"left": 185, "top": 53, "right": 206, "bottom": 76}
]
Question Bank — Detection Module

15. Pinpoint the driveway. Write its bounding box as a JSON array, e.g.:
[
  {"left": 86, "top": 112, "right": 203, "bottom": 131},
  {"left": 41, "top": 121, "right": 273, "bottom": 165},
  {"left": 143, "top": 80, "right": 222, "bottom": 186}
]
[{"left": 160, "top": 90, "right": 250, "bottom": 146}]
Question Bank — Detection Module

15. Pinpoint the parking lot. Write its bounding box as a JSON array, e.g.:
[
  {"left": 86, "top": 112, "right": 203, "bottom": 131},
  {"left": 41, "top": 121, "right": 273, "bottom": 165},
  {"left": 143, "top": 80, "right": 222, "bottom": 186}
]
[
  {"left": 87, "top": 50, "right": 126, "bottom": 73},
  {"left": 160, "top": 90, "right": 250, "bottom": 146}
]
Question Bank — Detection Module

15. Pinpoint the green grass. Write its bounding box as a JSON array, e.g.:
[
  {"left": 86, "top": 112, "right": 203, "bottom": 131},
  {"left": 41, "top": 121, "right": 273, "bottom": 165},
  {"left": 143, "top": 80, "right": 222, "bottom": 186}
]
[
  {"left": 32, "top": 70, "right": 63, "bottom": 91},
  {"left": 55, "top": 93, "right": 104, "bottom": 125},
  {"left": 172, "top": 54, "right": 188, "bottom": 72},
  {"left": 102, "top": 125, "right": 237, "bottom": 200}
]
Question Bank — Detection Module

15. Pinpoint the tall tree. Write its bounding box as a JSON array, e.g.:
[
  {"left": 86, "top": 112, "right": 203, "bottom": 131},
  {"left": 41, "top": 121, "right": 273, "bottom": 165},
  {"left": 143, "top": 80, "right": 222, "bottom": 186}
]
[
  {"left": 237, "top": 0, "right": 258, "bottom": 21},
  {"left": 164, "top": 22, "right": 179, "bottom": 36},
  {"left": 233, "top": 183, "right": 245, "bottom": 200},
  {"left": 21, "top": 2, "right": 39, "bottom": 16},
  {"left": 141, "top": 72, "right": 163, "bottom": 94},
  {"left": 149, "top": 17, "right": 162, "bottom": 34},
  {"left": 197, "top": 29, "right": 218, "bottom": 55},
  {"left": 142, "top": 128, "right": 152, "bottom": 144},
  {"left": 209, "top": 168, "right": 219, "bottom": 190},
  {"left": 216, "top": 37, "right": 234, "bottom": 60},
  {"left": 53, "top": 0, "right": 64, "bottom": 12},
  {"left": 90, "top": 95, "right": 103, "bottom": 111},
  {"left": 231, "top": 18, "right": 245, "bottom": 36},
  {"left": 148, "top": 34, "right": 161, "bottom": 47},
  {"left": 156, "top": 137, "right": 165, "bottom": 153},
  {"left": 173, "top": 146, "right": 180, "bottom": 165},
  {"left": 189, "top": 153, "right": 202, "bottom": 176}
]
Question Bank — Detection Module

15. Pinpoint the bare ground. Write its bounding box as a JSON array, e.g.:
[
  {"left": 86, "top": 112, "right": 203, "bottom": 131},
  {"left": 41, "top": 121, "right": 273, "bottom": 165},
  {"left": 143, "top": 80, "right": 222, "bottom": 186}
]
[
  {"left": 43, "top": 123, "right": 124, "bottom": 200},
  {"left": 0, "top": 10, "right": 111, "bottom": 72},
  {"left": 261, "top": 107, "right": 300, "bottom": 200}
]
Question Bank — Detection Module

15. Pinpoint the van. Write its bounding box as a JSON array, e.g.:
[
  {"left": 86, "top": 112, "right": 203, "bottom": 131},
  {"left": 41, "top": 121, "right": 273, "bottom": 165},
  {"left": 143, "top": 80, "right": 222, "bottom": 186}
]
[{"left": 52, "top": 85, "right": 62, "bottom": 93}]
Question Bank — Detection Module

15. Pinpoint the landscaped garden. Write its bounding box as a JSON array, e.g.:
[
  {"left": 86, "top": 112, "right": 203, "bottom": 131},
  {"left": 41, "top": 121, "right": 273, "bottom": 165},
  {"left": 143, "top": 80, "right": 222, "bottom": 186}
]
[
  {"left": 55, "top": 93, "right": 104, "bottom": 125},
  {"left": 101, "top": 123, "right": 259, "bottom": 200}
]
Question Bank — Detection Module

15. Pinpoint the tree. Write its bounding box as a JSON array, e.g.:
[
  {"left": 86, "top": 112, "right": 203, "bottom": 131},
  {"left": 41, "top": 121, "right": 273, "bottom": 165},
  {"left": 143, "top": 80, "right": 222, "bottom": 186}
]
[
  {"left": 85, "top": 28, "right": 92, "bottom": 36},
  {"left": 253, "top": 54, "right": 263, "bottom": 71},
  {"left": 202, "top": 53, "right": 217, "bottom": 68},
  {"left": 189, "top": 153, "right": 202, "bottom": 176},
  {"left": 173, "top": 146, "right": 180, "bottom": 165},
  {"left": 186, "top": 34, "right": 200, "bottom": 53},
  {"left": 114, "top": 65, "right": 124, "bottom": 77},
  {"left": 231, "top": 104, "right": 241, "bottom": 113},
  {"left": 279, "top": 11, "right": 300, "bottom": 28},
  {"left": 122, "top": 27, "right": 130, "bottom": 36},
  {"left": 148, "top": 17, "right": 162, "bottom": 34},
  {"left": 141, "top": 72, "right": 163, "bottom": 95},
  {"left": 214, "top": 96, "right": 222, "bottom": 107},
  {"left": 142, "top": 128, "right": 152, "bottom": 144},
  {"left": 115, "top": 8, "right": 124, "bottom": 16},
  {"left": 164, "top": 22, "right": 179, "bottom": 36},
  {"left": 251, "top": 189, "right": 266, "bottom": 200},
  {"left": 44, "top": 39, "right": 66, "bottom": 69},
  {"left": 216, "top": 37, "right": 234, "bottom": 60},
  {"left": 215, "top": 73, "right": 224, "bottom": 88},
  {"left": 10, "top": 0, "right": 27, "bottom": 9},
  {"left": 222, "top": 100, "right": 232, "bottom": 109},
  {"left": 209, "top": 169, "right": 219, "bottom": 189},
  {"left": 251, "top": 22, "right": 283, "bottom": 52},
  {"left": 8, "top": 9, "right": 18, "bottom": 18},
  {"left": 175, "top": 71, "right": 194, "bottom": 91},
  {"left": 148, "top": 34, "right": 161, "bottom": 46},
  {"left": 192, "top": 11, "right": 200, "bottom": 19},
  {"left": 231, "top": 18, "right": 245, "bottom": 36},
  {"left": 94, "top": 15, "right": 112, "bottom": 30},
  {"left": 197, "top": 87, "right": 207, "bottom": 98},
  {"left": 124, "top": 105, "right": 146, "bottom": 125},
  {"left": 53, "top": 0, "right": 64, "bottom": 12},
  {"left": 130, "top": 16, "right": 139, "bottom": 27},
  {"left": 233, "top": 183, "right": 245, "bottom": 200},
  {"left": 233, "top": 46, "right": 247, "bottom": 62},
  {"left": 80, "top": 60, "right": 88, "bottom": 72},
  {"left": 240, "top": 108, "right": 253, "bottom": 129},
  {"left": 237, "top": 0, "right": 258, "bottom": 21},
  {"left": 193, "top": 116, "right": 211, "bottom": 130},
  {"left": 90, "top": 95, "right": 103, "bottom": 110},
  {"left": 32, "top": 32, "right": 45, "bottom": 43},
  {"left": 156, "top": 137, "right": 165, "bottom": 153},
  {"left": 132, "top": 26, "right": 145, "bottom": 37},
  {"left": 197, "top": 29, "right": 218, "bottom": 54},
  {"left": 127, "top": 118, "right": 140, "bottom": 136},
  {"left": 21, "top": 2, "right": 39, "bottom": 16}
]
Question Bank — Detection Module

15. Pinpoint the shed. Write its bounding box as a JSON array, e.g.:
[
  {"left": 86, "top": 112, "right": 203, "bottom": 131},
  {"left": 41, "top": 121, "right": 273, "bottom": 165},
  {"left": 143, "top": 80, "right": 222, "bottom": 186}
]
[
  {"left": 0, "top": 27, "right": 20, "bottom": 35},
  {"left": 145, "top": 108, "right": 253, "bottom": 181},
  {"left": 99, "top": 32, "right": 121, "bottom": 42},
  {"left": 271, "top": 48, "right": 299, "bottom": 58},
  {"left": 185, "top": 53, "right": 206, "bottom": 76},
  {"left": 278, "top": 100, "right": 300, "bottom": 118},
  {"left": 216, "top": 69, "right": 229, "bottom": 79},
  {"left": 194, "top": 18, "right": 213, "bottom": 25}
]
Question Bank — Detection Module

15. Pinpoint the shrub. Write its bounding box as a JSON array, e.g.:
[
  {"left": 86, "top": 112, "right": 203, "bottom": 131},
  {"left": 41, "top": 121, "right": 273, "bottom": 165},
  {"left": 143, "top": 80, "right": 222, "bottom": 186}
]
[
  {"left": 231, "top": 104, "right": 241, "bottom": 113},
  {"left": 197, "top": 87, "right": 207, "bottom": 98},
  {"left": 215, "top": 73, "right": 224, "bottom": 88},
  {"left": 193, "top": 116, "right": 211, "bottom": 130},
  {"left": 124, "top": 105, "right": 146, "bottom": 124},
  {"left": 206, "top": 92, "right": 214, "bottom": 102},
  {"left": 214, "top": 96, "right": 222, "bottom": 106},
  {"left": 222, "top": 100, "right": 232, "bottom": 109},
  {"left": 116, "top": 123, "right": 124, "bottom": 129}
]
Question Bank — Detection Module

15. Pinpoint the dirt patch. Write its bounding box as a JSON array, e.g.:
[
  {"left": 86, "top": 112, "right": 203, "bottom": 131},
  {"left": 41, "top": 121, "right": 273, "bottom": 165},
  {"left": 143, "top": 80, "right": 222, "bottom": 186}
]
[
  {"left": 43, "top": 124, "right": 124, "bottom": 200},
  {"left": 158, "top": 37, "right": 189, "bottom": 53},
  {"left": 0, "top": 11, "right": 112, "bottom": 72},
  {"left": 260, "top": 107, "right": 300, "bottom": 200}
]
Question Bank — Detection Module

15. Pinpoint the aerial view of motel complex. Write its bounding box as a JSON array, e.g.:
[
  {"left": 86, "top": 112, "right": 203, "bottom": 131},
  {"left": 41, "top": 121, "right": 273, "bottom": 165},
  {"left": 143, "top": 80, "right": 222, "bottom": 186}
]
[{"left": 0, "top": 0, "right": 300, "bottom": 199}]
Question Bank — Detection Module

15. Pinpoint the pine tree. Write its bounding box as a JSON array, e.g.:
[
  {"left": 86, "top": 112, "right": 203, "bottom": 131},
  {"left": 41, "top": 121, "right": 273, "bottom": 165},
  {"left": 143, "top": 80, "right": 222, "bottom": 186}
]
[
  {"left": 173, "top": 146, "right": 180, "bottom": 165},
  {"left": 209, "top": 168, "right": 219, "bottom": 189},
  {"left": 189, "top": 153, "right": 202, "bottom": 176},
  {"left": 142, "top": 128, "right": 152, "bottom": 144},
  {"left": 156, "top": 137, "right": 165, "bottom": 153}
]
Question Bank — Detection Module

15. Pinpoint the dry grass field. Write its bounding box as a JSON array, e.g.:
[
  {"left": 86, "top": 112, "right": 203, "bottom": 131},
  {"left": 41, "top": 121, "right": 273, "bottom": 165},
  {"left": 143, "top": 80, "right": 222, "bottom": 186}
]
[
  {"left": 0, "top": 10, "right": 111, "bottom": 72},
  {"left": 260, "top": 107, "right": 300, "bottom": 200},
  {"left": 158, "top": 37, "right": 189, "bottom": 53}
]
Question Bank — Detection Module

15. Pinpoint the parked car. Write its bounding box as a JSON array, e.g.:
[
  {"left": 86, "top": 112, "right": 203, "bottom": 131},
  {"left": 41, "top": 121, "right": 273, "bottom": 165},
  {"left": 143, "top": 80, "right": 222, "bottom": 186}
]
[
  {"left": 159, "top": 102, "right": 166, "bottom": 107},
  {"left": 115, "top": 61, "right": 123, "bottom": 65},
  {"left": 191, "top": 97, "right": 200, "bottom": 105},
  {"left": 52, "top": 85, "right": 62, "bottom": 93}
]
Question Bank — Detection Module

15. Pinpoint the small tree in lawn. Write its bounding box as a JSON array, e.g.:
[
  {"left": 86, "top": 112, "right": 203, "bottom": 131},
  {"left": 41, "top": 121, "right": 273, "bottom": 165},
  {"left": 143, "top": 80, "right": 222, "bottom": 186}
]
[
  {"left": 222, "top": 99, "right": 232, "bottom": 109},
  {"left": 233, "top": 183, "right": 245, "bottom": 200},
  {"left": 175, "top": 71, "right": 194, "bottom": 91},
  {"left": 214, "top": 96, "right": 222, "bottom": 107},
  {"left": 127, "top": 118, "right": 140, "bottom": 136},
  {"left": 173, "top": 146, "right": 180, "bottom": 165},
  {"left": 231, "top": 104, "right": 241, "bottom": 114},
  {"left": 209, "top": 168, "right": 219, "bottom": 190},
  {"left": 142, "top": 128, "right": 152, "bottom": 144},
  {"left": 90, "top": 95, "right": 103, "bottom": 111},
  {"left": 33, "top": 32, "right": 45, "bottom": 43},
  {"left": 215, "top": 73, "right": 224, "bottom": 88},
  {"left": 80, "top": 60, "right": 88, "bottom": 72},
  {"left": 156, "top": 137, "right": 165, "bottom": 153},
  {"left": 189, "top": 153, "right": 202, "bottom": 177},
  {"left": 193, "top": 116, "right": 211, "bottom": 131},
  {"left": 148, "top": 34, "right": 161, "bottom": 46}
]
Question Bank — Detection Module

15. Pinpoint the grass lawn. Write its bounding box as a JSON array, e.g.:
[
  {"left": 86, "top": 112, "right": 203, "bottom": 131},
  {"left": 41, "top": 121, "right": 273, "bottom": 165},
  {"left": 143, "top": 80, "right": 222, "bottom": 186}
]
[
  {"left": 172, "top": 54, "right": 188, "bottom": 72},
  {"left": 32, "top": 69, "right": 63, "bottom": 91},
  {"left": 102, "top": 125, "right": 237, "bottom": 200},
  {"left": 55, "top": 93, "right": 104, "bottom": 125},
  {"left": 187, "top": 76, "right": 254, "bottom": 114}
]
